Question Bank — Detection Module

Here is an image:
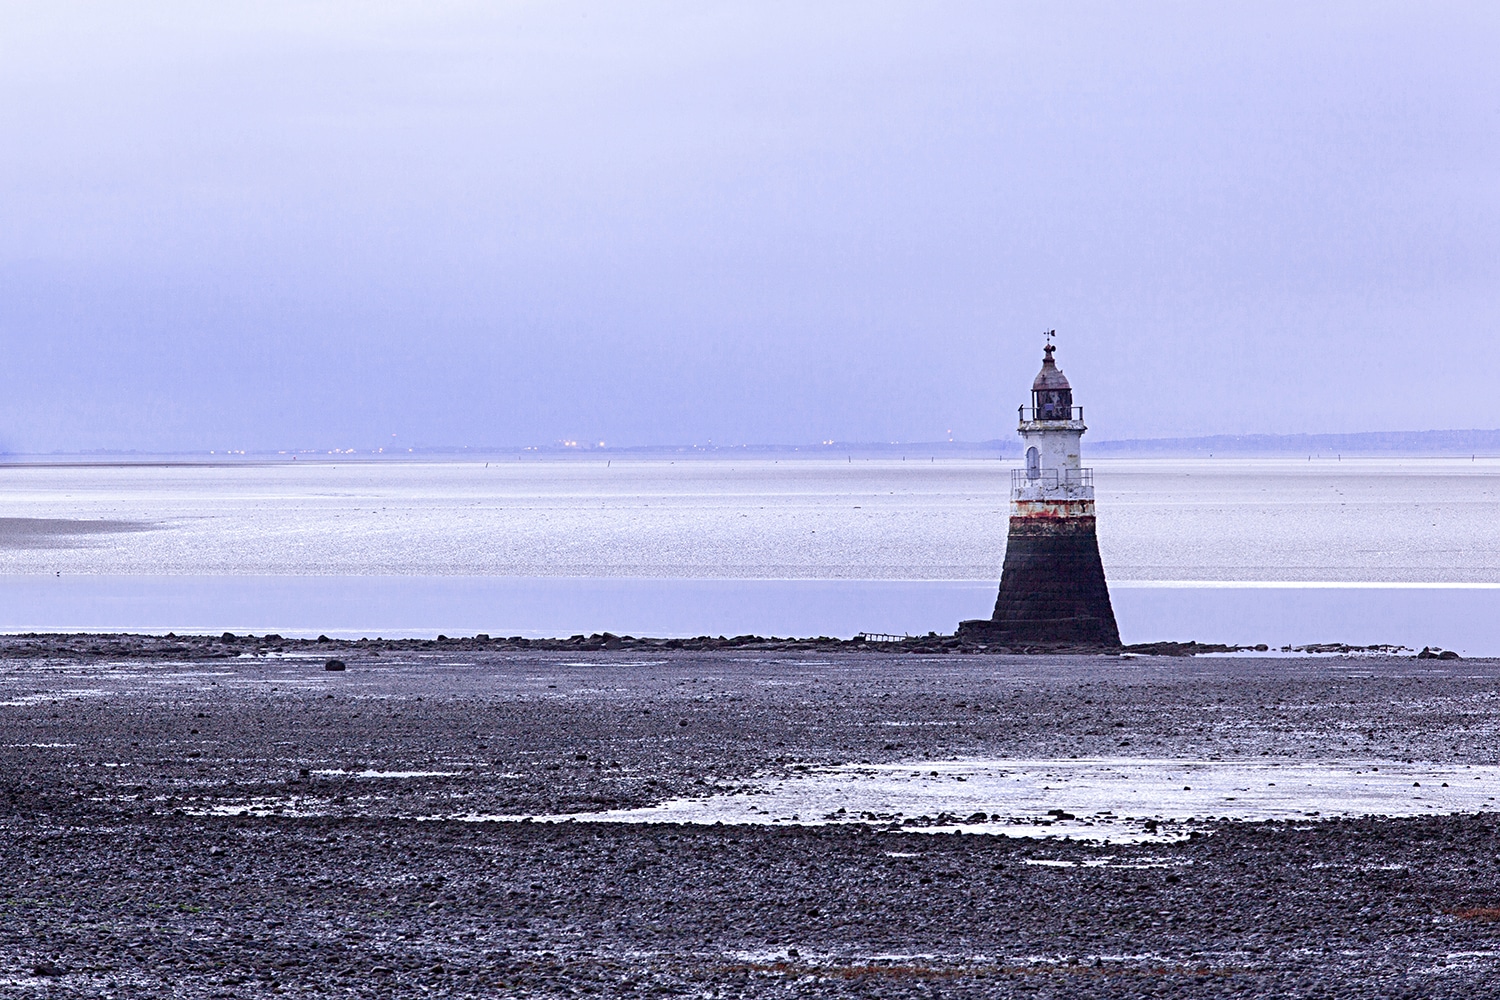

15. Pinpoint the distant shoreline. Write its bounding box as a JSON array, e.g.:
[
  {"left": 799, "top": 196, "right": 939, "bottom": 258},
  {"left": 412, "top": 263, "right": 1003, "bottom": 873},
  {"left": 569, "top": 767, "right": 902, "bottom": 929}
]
[
  {"left": 5, "top": 428, "right": 1500, "bottom": 463},
  {"left": 1092, "top": 428, "right": 1500, "bottom": 457}
]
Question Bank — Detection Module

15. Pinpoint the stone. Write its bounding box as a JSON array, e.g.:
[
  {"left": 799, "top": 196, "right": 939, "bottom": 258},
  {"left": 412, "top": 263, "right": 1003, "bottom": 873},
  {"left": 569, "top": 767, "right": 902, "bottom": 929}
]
[{"left": 978, "top": 514, "right": 1120, "bottom": 648}]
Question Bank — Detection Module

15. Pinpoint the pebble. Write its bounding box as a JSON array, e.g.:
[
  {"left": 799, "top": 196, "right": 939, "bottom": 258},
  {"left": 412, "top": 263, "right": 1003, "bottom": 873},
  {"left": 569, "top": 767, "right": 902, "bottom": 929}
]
[{"left": 0, "top": 644, "right": 1496, "bottom": 996}]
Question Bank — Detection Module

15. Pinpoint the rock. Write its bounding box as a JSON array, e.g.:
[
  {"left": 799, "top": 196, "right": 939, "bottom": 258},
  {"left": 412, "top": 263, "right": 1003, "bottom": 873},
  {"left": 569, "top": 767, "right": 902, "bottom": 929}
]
[
  {"left": 324, "top": 659, "right": 347, "bottom": 671},
  {"left": 1122, "top": 641, "right": 1251, "bottom": 656},
  {"left": 6, "top": 648, "right": 1500, "bottom": 995}
]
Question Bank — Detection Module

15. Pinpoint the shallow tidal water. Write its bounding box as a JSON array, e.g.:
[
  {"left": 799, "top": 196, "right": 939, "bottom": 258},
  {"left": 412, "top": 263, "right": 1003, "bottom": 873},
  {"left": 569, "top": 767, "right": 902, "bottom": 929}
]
[
  {"left": 513, "top": 757, "right": 1500, "bottom": 842},
  {"left": 1, "top": 455, "right": 1497, "bottom": 649}
]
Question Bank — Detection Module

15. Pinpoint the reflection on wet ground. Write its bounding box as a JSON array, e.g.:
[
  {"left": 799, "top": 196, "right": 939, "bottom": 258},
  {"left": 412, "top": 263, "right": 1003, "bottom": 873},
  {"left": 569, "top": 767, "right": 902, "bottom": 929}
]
[
  {"left": 515, "top": 757, "right": 1500, "bottom": 842},
  {"left": 0, "top": 517, "right": 153, "bottom": 549}
]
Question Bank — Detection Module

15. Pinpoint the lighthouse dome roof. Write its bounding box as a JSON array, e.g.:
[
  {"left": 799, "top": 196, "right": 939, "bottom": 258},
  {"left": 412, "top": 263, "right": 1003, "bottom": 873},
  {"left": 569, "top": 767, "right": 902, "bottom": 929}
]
[{"left": 1032, "top": 344, "right": 1070, "bottom": 392}]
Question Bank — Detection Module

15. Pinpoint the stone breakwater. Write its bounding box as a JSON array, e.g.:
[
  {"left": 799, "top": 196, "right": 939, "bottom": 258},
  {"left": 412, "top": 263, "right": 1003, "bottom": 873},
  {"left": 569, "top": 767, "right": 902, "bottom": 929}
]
[{"left": 1, "top": 649, "right": 1498, "bottom": 997}]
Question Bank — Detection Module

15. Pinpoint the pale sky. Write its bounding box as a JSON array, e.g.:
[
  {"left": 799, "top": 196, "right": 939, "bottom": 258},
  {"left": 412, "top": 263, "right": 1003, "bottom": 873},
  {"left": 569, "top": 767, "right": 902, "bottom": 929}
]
[{"left": 2, "top": 2, "right": 1496, "bottom": 452}]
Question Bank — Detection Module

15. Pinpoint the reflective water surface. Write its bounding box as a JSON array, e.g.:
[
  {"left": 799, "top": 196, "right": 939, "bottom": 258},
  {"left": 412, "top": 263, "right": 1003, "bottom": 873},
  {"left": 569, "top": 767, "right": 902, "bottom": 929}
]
[{"left": 1, "top": 456, "right": 1496, "bottom": 648}]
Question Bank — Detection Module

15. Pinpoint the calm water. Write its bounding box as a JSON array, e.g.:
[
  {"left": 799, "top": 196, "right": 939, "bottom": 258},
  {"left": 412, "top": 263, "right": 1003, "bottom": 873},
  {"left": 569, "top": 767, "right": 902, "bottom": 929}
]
[{"left": 1, "top": 456, "right": 1497, "bottom": 650}]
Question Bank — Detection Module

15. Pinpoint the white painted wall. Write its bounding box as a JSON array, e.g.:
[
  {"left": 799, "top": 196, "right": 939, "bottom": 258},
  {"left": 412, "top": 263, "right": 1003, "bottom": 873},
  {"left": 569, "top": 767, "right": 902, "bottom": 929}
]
[{"left": 1019, "top": 422, "right": 1084, "bottom": 475}]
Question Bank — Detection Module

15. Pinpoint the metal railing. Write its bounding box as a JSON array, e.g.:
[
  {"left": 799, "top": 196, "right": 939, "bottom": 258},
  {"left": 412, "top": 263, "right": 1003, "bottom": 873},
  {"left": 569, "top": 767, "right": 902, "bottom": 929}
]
[
  {"left": 856, "top": 632, "right": 911, "bottom": 643},
  {"left": 1012, "top": 467, "right": 1093, "bottom": 490},
  {"left": 1018, "top": 405, "right": 1084, "bottom": 422}
]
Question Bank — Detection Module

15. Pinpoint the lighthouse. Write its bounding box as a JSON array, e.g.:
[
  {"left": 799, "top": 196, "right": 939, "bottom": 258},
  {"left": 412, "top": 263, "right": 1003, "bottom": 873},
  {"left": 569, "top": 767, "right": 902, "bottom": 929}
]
[{"left": 959, "top": 336, "right": 1122, "bottom": 650}]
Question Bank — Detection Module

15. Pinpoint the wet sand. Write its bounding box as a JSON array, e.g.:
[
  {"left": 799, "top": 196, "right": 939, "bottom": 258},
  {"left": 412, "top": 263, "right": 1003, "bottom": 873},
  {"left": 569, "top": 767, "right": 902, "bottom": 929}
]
[
  {"left": 3, "top": 641, "right": 1498, "bottom": 996},
  {"left": 0, "top": 517, "right": 152, "bottom": 549}
]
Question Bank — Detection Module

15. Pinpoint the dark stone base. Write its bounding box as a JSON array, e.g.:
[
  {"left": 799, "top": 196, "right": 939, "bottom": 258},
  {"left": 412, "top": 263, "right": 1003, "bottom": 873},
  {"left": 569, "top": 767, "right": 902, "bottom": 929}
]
[{"left": 961, "top": 515, "right": 1122, "bottom": 650}]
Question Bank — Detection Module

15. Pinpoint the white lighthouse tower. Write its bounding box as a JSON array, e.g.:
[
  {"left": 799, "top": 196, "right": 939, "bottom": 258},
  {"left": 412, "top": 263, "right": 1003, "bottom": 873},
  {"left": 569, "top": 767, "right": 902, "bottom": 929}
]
[
  {"left": 1017, "top": 339, "right": 1090, "bottom": 504},
  {"left": 960, "top": 334, "right": 1121, "bottom": 649}
]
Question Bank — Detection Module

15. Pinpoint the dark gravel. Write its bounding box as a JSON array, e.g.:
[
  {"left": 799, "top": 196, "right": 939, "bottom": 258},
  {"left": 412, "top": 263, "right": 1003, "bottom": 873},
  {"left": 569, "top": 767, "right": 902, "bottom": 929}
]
[{"left": 2, "top": 640, "right": 1499, "bottom": 997}]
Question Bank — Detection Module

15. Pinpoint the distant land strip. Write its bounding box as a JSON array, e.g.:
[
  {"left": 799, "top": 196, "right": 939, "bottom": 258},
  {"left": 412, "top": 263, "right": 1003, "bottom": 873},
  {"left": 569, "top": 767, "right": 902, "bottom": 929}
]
[
  {"left": 6, "top": 429, "right": 1500, "bottom": 461},
  {"left": 1092, "top": 429, "right": 1500, "bottom": 457}
]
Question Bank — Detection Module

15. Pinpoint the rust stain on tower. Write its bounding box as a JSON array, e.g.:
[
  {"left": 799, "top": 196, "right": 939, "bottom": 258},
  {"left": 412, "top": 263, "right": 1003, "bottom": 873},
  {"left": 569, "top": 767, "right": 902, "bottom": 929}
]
[{"left": 959, "top": 336, "right": 1122, "bottom": 651}]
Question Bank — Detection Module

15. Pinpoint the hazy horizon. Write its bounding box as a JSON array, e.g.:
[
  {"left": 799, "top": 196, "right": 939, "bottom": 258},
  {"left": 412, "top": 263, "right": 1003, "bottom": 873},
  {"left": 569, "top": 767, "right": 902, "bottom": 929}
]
[
  {"left": 13, "top": 426, "right": 1500, "bottom": 459},
  {"left": 4, "top": 3, "right": 1497, "bottom": 454}
]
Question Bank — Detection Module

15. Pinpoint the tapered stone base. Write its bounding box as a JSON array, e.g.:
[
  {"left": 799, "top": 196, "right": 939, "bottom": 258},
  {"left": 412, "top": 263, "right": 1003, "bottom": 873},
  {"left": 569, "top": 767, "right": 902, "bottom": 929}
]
[{"left": 958, "top": 514, "right": 1121, "bottom": 650}]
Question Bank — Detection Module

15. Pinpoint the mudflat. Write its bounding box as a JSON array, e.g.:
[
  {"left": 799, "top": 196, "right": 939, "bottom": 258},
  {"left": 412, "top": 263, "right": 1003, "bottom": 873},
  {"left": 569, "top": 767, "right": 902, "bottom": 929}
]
[{"left": 3, "top": 640, "right": 1498, "bottom": 997}]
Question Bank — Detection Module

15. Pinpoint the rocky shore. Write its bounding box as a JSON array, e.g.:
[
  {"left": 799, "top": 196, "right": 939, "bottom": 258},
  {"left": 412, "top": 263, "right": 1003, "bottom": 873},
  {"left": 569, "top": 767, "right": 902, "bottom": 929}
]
[
  {"left": 0, "top": 632, "right": 1423, "bottom": 660},
  {"left": 2, "top": 645, "right": 1497, "bottom": 996}
]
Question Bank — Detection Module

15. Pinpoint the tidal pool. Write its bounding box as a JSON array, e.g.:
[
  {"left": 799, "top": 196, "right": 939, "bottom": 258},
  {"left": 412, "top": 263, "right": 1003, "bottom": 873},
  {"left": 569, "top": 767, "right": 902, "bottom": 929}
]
[{"left": 502, "top": 758, "right": 1500, "bottom": 842}]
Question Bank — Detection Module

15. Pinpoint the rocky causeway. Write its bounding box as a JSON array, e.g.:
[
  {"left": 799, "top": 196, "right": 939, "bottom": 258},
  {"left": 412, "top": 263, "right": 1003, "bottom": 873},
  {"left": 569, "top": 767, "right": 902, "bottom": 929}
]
[{"left": 2, "top": 636, "right": 1498, "bottom": 997}]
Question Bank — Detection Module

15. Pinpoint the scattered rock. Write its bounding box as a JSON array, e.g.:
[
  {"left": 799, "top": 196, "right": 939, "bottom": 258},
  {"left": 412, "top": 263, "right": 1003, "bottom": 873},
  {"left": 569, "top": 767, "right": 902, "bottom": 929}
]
[
  {"left": 0, "top": 632, "right": 1440, "bottom": 660},
  {"left": 1, "top": 650, "right": 1498, "bottom": 996},
  {"left": 1123, "top": 641, "right": 1253, "bottom": 656},
  {"left": 324, "top": 659, "right": 346, "bottom": 671}
]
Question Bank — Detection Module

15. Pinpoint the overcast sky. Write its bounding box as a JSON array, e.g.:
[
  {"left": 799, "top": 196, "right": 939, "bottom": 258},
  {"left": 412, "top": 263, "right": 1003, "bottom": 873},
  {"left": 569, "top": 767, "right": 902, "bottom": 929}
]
[{"left": 1, "top": 2, "right": 1496, "bottom": 452}]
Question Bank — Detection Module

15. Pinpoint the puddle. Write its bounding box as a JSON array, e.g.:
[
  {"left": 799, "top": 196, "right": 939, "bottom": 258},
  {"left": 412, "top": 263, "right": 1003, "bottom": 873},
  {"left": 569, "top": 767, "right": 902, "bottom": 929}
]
[
  {"left": 0, "top": 689, "right": 110, "bottom": 707},
  {"left": 560, "top": 661, "right": 668, "bottom": 668},
  {"left": 310, "top": 769, "right": 458, "bottom": 779},
  {"left": 498, "top": 758, "right": 1500, "bottom": 842},
  {"left": 184, "top": 795, "right": 329, "bottom": 817},
  {"left": 171, "top": 757, "right": 1500, "bottom": 842}
]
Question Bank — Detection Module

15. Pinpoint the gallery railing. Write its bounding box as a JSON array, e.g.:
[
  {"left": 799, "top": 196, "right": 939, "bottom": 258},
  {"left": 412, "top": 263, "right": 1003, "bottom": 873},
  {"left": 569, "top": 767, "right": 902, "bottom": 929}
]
[
  {"left": 1011, "top": 467, "right": 1093, "bottom": 491},
  {"left": 1017, "top": 405, "right": 1084, "bottom": 422}
]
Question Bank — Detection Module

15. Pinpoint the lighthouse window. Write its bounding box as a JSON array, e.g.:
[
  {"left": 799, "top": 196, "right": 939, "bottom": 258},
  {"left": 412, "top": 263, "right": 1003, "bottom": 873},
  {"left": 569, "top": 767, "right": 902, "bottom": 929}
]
[
  {"left": 1026, "top": 447, "right": 1040, "bottom": 479},
  {"left": 1033, "top": 387, "right": 1073, "bottom": 420}
]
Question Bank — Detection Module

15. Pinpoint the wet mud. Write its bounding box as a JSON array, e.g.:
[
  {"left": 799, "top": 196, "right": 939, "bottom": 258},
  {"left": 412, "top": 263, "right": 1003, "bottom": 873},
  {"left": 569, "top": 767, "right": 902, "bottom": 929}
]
[{"left": 2, "top": 645, "right": 1498, "bottom": 996}]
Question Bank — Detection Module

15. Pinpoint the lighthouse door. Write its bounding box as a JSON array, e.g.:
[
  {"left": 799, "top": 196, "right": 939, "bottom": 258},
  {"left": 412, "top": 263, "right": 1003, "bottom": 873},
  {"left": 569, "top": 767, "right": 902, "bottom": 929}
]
[{"left": 1025, "top": 446, "right": 1040, "bottom": 480}]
